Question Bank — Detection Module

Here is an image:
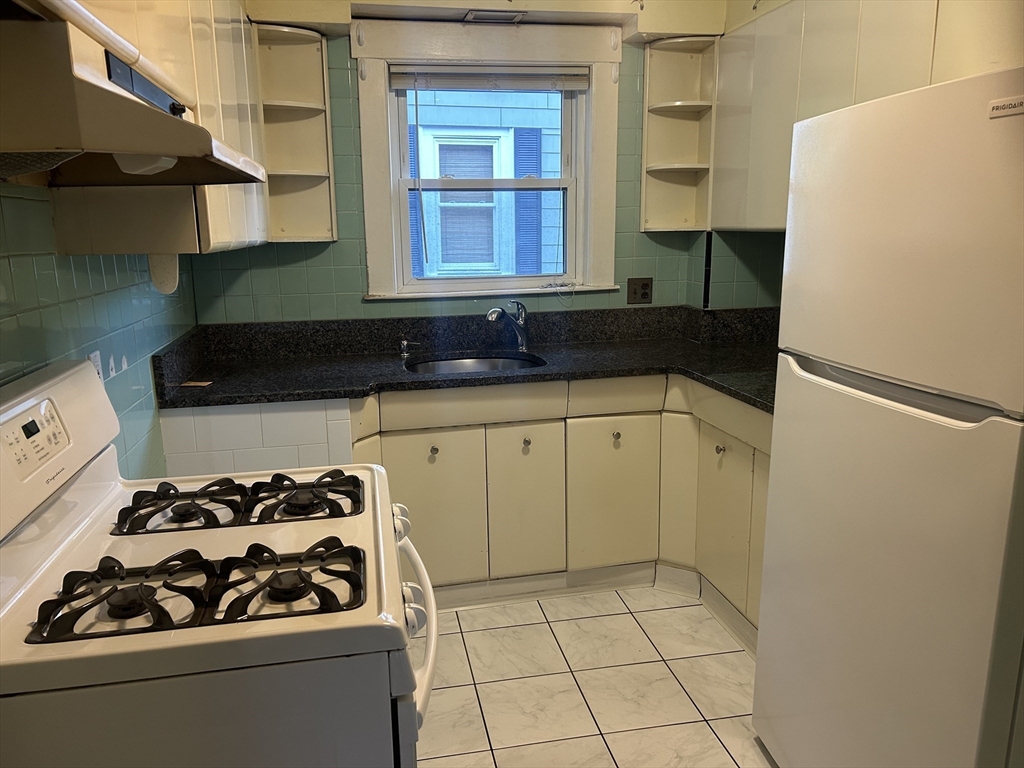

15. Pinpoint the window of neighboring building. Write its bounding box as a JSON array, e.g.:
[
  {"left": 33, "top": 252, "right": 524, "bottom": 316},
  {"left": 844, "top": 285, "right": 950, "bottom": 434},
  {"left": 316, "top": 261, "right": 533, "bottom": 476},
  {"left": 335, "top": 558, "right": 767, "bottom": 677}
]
[{"left": 352, "top": 21, "right": 621, "bottom": 299}]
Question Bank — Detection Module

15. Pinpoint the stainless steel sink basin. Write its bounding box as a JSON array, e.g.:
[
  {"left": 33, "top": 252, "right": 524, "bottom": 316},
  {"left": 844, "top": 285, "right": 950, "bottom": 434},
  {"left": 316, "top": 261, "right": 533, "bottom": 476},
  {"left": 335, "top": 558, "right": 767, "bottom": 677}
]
[{"left": 405, "top": 354, "right": 546, "bottom": 374}]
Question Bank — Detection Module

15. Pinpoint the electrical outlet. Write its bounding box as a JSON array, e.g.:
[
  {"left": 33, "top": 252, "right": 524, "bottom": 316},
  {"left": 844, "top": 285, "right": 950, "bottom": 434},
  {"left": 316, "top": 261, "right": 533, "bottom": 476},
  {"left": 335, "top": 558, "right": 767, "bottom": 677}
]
[
  {"left": 87, "top": 350, "right": 103, "bottom": 380},
  {"left": 627, "top": 277, "right": 654, "bottom": 305}
]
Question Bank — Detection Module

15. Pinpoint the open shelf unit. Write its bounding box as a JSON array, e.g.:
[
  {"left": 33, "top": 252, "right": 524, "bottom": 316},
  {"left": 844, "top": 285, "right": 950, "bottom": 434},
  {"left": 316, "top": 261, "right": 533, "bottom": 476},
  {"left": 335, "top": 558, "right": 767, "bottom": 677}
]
[
  {"left": 254, "top": 24, "right": 336, "bottom": 242},
  {"left": 640, "top": 36, "right": 718, "bottom": 231}
]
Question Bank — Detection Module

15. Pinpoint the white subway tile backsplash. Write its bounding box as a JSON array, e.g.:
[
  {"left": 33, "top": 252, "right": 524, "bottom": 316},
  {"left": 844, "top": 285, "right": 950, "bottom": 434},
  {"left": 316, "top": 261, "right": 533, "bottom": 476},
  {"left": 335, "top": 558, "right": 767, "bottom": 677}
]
[
  {"left": 327, "top": 420, "right": 353, "bottom": 464},
  {"left": 298, "top": 443, "right": 330, "bottom": 468},
  {"left": 159, "top": 408, "right": 196, "bottom": 454},
  {"left": 260, "top": 400, "right": 328, "bottom": 447},
  {"left": 166, "top": 450, "right": 235, "bottom": 477},
  {"left": 193, "top": 404, "right": 263, "bottom": 452},
  {"left": 325, "top": 399, "right": 351, "bottom": 421},
  {"left": 232, "top": 446, "right": 300, "bottom": 472}
]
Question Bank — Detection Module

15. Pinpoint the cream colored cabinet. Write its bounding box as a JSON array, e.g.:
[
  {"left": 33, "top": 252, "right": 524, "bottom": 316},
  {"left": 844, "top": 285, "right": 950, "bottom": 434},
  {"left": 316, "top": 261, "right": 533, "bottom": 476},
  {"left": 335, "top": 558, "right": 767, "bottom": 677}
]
[
  {"left": 796, "top": 0, "right": 859, "bottom": 121},
  {"left": 566, "top": 414, "right": 661, "bottom": 570},
  {"left": 695, "top": 421, "right": 754, "bottom": 612},
  {"left": 486, "top": 421, "right": 566, "bottom": 579},
  {"left": 351, "top": 434, "right": 382, "bottom": 465},
  {"left": 854, "top": 0, "right": 937, "bottom": 104},
  {"left": 659, "top": 412, "right": 700, "bottom": 568},
  {"left": 745, "top": 449, "right": 770, "bottom": 627},
  {"left": 380, "top": 426, "right": 488, "bottom": 586}
]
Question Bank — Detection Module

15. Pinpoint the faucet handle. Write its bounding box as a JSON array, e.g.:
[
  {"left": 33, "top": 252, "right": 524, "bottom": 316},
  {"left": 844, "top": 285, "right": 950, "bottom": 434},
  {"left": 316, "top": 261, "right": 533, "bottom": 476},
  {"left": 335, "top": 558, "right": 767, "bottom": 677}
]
[
  {"left": 400, "top": 339, "right": 421, "bottom": 358},
  {"left": 508, "top": 300, "right": 527, "bottom": 320}
]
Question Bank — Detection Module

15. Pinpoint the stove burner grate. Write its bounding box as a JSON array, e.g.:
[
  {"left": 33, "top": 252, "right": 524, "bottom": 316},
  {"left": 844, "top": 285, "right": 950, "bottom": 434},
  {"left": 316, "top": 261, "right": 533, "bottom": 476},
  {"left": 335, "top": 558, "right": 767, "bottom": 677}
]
[{"left": 26, "top": 537, "right": 366, "bottom": 644}]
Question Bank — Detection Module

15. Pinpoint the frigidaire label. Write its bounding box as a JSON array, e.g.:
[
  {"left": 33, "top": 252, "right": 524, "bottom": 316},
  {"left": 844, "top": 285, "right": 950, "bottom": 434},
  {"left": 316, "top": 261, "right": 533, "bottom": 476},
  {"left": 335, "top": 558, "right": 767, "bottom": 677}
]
[{"left": 989, "top": 96, "right": 1024, "bottom": 118}]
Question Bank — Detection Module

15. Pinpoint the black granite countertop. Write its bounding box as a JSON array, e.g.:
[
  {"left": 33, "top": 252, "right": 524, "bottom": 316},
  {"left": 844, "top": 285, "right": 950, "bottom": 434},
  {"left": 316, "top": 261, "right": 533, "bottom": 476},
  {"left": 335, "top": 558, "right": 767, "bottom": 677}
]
[{"left": 153, "top": 307, "right": 779, "bottom": 414}]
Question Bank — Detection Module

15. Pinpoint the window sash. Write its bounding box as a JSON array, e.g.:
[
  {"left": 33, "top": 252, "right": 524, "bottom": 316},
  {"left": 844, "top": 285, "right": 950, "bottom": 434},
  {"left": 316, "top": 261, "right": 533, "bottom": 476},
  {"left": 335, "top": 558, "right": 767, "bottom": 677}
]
[{"left": 389, "top": 64, "right": 590, "bottom": 92}]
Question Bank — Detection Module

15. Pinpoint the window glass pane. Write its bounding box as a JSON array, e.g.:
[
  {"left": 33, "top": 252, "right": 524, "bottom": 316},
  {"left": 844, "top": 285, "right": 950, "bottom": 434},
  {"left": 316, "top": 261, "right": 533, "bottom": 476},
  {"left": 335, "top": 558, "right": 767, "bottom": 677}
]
[
  {"left": 407, "top": 90, "right": 562, "bottom": 179},
  {"left": 409, "top": 189, "right": 565, "bottom": 279}
]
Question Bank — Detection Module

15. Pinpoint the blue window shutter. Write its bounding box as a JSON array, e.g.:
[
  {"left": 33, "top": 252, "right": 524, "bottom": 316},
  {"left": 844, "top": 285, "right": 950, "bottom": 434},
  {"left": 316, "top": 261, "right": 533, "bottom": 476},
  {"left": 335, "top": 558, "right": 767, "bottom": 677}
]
[
  {"left": 514, "top": 128, "right": 542, "bottom": 276},
  {"left": 408, "top": 126, "right": 424, "bottom": 278}
]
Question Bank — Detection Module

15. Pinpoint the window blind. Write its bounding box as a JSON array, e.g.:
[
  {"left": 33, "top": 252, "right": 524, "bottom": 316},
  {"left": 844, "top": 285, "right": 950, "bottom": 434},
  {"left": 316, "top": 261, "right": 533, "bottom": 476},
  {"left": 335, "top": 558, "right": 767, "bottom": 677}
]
[{"left": 389, "top": 65, "right": 590, "bottom": 92}]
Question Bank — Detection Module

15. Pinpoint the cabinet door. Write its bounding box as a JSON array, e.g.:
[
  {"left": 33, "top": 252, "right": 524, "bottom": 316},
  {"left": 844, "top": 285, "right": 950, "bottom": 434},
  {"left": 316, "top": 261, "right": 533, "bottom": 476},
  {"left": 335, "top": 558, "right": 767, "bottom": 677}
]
[
  {"left": 695, "top": 421, "right": 754, "bottom": 611},
  {"left": 745, "top": 449, "right": 770, "bottom": 627},
  {"left": 659, "top": 413, "right": 700, "bottom": 568},
  {"left": 566, "top": 414, "right": 661, "bottom": 570},
  {"left": 745, "top": 0, "right": 804, "bottom": 230},
  {"left": 136, "top": 0, "right": 198, "bottom": 109},
  {"left": 486, "top": 421, "right": 566, "bottom": 579},
  {"left": 854, "top": 0, "right": 937, "bottom": 104},
  {"left": 796, "top": 0, "right": 859, "bottom": 121},
  {"left": 380, "top": 427, "right": 487, "bottom": 586}
]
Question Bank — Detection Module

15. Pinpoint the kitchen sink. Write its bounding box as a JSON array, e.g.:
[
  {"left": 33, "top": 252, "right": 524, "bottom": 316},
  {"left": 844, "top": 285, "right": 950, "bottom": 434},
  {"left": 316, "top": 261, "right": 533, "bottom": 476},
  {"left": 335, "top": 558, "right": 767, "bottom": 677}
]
[{"left": 405, "top": 354, "right": 546, "bottom": 374}]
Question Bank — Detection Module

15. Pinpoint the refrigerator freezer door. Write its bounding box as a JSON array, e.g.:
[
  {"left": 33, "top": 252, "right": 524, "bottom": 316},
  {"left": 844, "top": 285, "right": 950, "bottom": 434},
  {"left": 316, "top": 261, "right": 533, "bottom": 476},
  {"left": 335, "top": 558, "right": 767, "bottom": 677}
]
[
  {"left": 779, "top": 67, "right": 1024, "bottom": 416},
  {"left": 753, "top": 354, "right": 1024, "bottom": 768}
]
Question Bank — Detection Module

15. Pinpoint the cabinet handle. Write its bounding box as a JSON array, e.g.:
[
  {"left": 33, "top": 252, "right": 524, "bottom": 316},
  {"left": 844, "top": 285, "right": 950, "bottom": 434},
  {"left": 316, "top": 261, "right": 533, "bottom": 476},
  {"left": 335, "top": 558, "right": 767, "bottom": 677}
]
[
  {"left": 522, "top": 437, "right": 531, "bottom": 447},
  {"left": 612, "top": 431, "right": 621, "bottom": 441},
  {"left": 715, "top": 445, "right": 725, "bottom": 455},
  {"left": 429, "top": 445, "right": 439, "bottom": 456}
]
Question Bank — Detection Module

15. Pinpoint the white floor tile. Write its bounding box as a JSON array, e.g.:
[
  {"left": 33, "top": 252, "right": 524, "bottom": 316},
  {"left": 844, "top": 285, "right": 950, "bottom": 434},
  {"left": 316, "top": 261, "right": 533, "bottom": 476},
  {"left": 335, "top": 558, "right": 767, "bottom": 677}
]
[
  {"left": 575, "top": 661, "right": 702, "bottom": 733},
  {"left": 410, "top": 633, "right": 474, "bottom": 689},
  {"left": 477, "top": 673, "right": 599, "bottom": 749},
  {"left": 709, "top": 716, "right": 775, "bottom": 768},
  {"left": 463, "top": 624, "right": 569, "bottom": 683},
  {"left": 550, "top": 614, "right": 660, "bottom": 670},
  {"left": 414, "top": 611, "right": 461, "bottom": 638},
  {"left": 617, "top": 587, "right": 701, "bottom": 612},
  {"left": 634, "top": 605, "right": 743, "bottom": 659},
  {"left": 419, "top": 750, "right": 496, "bottom": 768},
  {"left": 458, "top": 602, "right": 545, "bottom": 632},
  {"left": 418, "top": 686, "right": 490, "bottom": 760},
  {"left": 539, "top": 591, "right": 628, "bottom": 621},
  {"left": 669, "top": 651, "right": 756, "bottom": 719},
  {"left": 493, "top": 735, "right": 615, "bottom": 768},
  {"left": 604, "top": 722, "right": 736, "bottom": 768}
]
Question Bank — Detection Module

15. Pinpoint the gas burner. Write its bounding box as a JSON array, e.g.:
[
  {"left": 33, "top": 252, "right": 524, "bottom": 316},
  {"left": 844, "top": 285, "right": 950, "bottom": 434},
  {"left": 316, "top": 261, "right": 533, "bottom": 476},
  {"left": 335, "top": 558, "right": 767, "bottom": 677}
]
[
  {"left": 106, "top": 584, "right": 157, "bottom": 619},
  {"left": 27, "top": 537, "right": 366, "bottom": 644},
  {"left": 113, "top": 478, "right": 247, "bottom": 535},
  {"left": 247, "top": 470, "right": 363, "bottom": 524},
  {"left": 266, "top": 570, "right": 313, "bottom": 602}
]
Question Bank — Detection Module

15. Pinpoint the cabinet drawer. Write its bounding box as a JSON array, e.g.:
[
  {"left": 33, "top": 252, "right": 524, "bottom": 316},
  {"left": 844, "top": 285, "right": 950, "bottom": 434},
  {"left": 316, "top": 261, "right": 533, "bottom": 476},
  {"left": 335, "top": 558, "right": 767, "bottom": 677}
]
[
  {"left": 567, "top": 376, "right": 667, "bottom": 417},
  {"left": 380, "top": 426, "right": 487, "bottom": 586},
  {"left": 695, "top": 421, "right": 754, "bottom": 610},
  {"left": 566, "top": 413, "right": 661, "bottom": 570},
  {"left": 380, "top": 382, "right": 568, "bottom": 432},
  {"left": 486, "top": 420, "right": 566, "bottom": 578}
]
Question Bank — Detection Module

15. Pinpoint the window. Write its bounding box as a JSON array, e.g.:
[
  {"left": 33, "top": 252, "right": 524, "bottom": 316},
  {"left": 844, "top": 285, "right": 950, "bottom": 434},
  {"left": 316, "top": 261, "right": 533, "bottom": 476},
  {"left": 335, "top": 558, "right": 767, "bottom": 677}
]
[{"left": 353, "top": 21, "right": 621, "bottom": 299}]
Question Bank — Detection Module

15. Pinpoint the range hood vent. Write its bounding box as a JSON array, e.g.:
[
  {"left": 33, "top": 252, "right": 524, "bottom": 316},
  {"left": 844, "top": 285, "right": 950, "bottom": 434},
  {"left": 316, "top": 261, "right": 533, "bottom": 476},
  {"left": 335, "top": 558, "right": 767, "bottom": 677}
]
[{"left": 0, "top": 20, "right": 265, "bottom": 186}]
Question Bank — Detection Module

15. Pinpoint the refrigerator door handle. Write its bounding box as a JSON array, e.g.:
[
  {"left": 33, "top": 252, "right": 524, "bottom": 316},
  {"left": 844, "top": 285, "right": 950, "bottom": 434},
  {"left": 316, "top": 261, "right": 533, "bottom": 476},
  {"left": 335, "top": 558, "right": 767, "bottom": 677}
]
[{"left": 785, "top": 354, "right": 1012, "bottom": 425}]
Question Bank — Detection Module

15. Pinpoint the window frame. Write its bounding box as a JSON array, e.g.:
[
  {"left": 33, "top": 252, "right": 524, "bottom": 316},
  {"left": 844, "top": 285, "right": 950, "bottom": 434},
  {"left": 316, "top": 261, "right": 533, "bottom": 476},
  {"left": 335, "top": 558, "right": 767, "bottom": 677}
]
[{"left": 353, "top": 20, "right": 621, "bottom": 300}]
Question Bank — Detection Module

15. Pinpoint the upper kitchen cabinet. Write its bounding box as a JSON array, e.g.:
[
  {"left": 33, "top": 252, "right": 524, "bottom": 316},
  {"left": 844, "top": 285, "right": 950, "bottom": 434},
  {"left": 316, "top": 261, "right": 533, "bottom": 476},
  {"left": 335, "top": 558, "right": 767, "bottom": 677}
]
[
  {"left": 795, "top": 0, "right": 860, "bottom": 122},
  {"left": 245, "top": 0, "right": 351, "bottom": 35},
  {"left": 640, "top": 37, "right": 718, "bottom": 231},
  {"left": 254, "top": 23, "right": 337, "bottom": 242},
  {"left": 710, "top": 0, "right": 802, "bottom": 231},
  {"left": 854, "top": 0, "right": 937, "bottom": 104}
]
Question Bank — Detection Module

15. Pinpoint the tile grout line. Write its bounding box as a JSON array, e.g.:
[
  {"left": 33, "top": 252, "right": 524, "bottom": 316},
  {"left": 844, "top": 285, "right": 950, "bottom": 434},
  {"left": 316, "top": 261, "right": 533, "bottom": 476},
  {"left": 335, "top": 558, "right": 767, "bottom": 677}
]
[
  {"left": 455, "top": 615, "right": 498, "bottom": 765},
  {"left": 537, "top": 600, "right": 621, "bottom": 768}
]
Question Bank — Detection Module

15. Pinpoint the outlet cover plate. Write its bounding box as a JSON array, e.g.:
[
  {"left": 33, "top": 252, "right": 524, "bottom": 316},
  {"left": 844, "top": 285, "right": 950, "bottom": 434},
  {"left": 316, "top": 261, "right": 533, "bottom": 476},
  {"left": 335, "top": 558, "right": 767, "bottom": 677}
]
[{"left": 627, "top": 277, "right": 654, "bottom": 304}]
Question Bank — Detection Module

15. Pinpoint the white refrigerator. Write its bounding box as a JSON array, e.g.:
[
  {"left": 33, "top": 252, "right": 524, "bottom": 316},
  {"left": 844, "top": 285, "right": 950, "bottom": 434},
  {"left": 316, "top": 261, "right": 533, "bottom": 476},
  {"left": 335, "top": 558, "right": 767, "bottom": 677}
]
[{"left": 753, "top": 67, "right": 1024, "bottom": 768}]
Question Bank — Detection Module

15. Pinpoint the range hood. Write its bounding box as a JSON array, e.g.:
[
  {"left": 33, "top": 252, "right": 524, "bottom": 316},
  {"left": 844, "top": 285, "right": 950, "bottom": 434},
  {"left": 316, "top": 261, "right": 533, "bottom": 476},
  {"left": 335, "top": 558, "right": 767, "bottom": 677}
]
[{"left": 0, "top": 19, "right": 265, "bottom": 186}]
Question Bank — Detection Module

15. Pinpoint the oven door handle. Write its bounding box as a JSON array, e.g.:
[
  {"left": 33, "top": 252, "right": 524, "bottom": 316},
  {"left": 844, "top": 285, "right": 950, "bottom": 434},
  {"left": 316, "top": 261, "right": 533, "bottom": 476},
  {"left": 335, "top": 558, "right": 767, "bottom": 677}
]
[{"left": 398, "top": 536, "right": 437, "bottom": 728}]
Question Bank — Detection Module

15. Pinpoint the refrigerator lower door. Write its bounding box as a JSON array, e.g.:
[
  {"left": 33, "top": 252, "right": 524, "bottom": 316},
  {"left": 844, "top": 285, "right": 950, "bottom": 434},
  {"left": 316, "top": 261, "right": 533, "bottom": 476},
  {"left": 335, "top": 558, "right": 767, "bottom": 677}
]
[{"left": 754, "top": 354, "right": 1024, "bottom": 768}]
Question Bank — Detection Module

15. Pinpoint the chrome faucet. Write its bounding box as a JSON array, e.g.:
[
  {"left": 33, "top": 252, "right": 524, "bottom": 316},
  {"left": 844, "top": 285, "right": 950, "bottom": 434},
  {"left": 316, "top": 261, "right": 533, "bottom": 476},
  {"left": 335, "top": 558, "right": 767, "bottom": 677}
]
[{"left": 486, "top": 300, "right": 529, "bottom": 352}]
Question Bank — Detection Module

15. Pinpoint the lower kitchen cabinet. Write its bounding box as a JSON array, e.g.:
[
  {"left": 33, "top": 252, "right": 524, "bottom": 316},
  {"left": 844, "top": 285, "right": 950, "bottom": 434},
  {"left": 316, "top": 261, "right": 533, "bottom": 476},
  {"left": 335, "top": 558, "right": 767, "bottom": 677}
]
[
  {"left": 659, "top": 412, "right": 700, "bottom": 568},
  {"left": 695, "top": 421, "right": 755, "bottom": 611},
  {"left": 566, "top": 414, "right": 661, "bottom": 570},
  {"left": 745, "top": 449, "right": 771, "bottom": 626},
  {"left": 380, "top": 426, "right": 488, "bottom": 586},
  {"left": 486, "top": 420, "right": 566, "bottom": 578}
]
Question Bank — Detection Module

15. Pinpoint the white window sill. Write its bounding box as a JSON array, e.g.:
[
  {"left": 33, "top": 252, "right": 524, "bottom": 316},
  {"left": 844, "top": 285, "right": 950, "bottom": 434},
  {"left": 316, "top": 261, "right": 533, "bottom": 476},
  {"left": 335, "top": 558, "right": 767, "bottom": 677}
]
[{"left": 364, "top": 284, "right": 621, "bottom": 300}]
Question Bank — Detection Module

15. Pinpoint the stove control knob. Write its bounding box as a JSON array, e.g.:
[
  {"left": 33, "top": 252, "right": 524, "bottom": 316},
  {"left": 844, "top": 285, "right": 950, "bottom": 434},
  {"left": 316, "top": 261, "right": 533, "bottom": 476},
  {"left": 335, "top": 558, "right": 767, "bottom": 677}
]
[
  {"left": 405, "top": 602, "right": 427, "bottom": 636},
  {"left": 403, "top": 581, "right": 424, "bottom": 606}
]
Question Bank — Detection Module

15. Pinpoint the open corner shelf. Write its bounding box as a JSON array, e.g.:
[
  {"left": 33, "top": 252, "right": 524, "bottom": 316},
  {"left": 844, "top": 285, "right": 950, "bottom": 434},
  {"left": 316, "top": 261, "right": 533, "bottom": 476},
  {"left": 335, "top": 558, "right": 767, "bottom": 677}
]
[
  {"left": 263, "top": 99, "right": 326, "bottom": 113},
  {"left": 648, "top": 100, "right": 712, "bottom": 115},
  {"left": 646, "top": 163, "right": 710, "bottom": 174},
  {"left": 649, "top": 36, "right": 716, "bottom": 54}
]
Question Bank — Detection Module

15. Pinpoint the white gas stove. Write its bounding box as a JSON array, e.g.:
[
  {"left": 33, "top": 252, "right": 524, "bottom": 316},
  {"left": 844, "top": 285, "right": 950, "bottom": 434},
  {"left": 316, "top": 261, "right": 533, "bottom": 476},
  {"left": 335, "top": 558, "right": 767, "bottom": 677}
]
[{"left": 0, "top": 362, "right": 438, "bottom": 768}]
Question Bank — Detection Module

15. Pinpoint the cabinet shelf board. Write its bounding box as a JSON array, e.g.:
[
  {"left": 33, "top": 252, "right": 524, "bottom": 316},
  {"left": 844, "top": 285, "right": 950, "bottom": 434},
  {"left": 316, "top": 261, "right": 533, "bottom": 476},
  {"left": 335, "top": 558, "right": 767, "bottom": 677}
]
[
  {"left": 646, "top": 163, "right": 710, "bottom": 174},
  {"left": 268, "top": 170, "right": 331, "bottom": 177},
  {"left": 650, "top": 36, "right": 716, "bottom": 53},
  {"left": 648, "top": 100, "right": 712, "bottom": 115},
  {"left": 263, "top": 99, "right": 326, "bottom": 113},
  {"left": 257, "top": 24, "right": 322, "bottom": 43}
]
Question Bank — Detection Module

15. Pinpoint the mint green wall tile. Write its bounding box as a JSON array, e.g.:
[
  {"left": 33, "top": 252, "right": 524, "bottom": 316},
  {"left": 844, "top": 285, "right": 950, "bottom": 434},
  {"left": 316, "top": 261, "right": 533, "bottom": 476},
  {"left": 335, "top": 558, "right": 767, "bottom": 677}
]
[
  {"left": 278, "top": 267, "right": 307, "bottom": 294},
  {"left": 309, "top": 294, "right": 337, "bottom": 319},
  {"left": 254, "top": 295, "right": 283, "bottom": 321},
  {"left": 251, "top": 266, "right": 280, "bottom": 295},
  {"left": 306, "top": 267, "right": 335, "bottom": 294},
  {"left": 224, "top": 296, "right": 255, "bottom": 323},
  {"left": 281, "top": 295, "right": 310, "bottom": 320},
  {"left": 711, "top": 256, "right": 736, "bottom": 283},
  {"left": 733, "top": 282, "right": 758, "bottom": 308},
  {"left": 709, "top": 283, "right": 734, "bottom": 309}
]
